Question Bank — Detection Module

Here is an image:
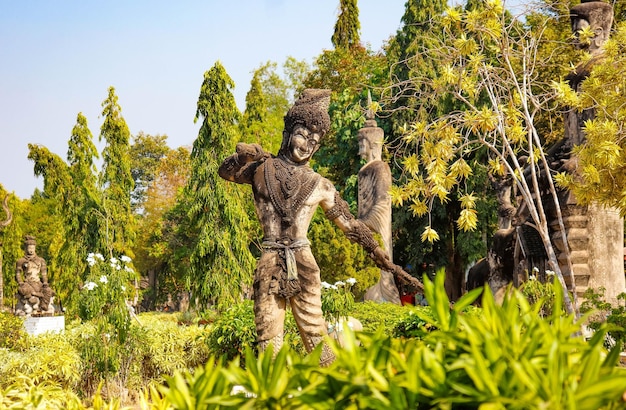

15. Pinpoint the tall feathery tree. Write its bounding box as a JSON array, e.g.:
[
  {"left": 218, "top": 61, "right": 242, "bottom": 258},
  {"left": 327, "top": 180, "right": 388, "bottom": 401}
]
[
  {"left": 186, "top": 61, "right": 255, "bottom": 306},
  {"left": 27, "top": 112, "right": 102, "bottom": 307},
  {"left": 99, "top": 87, "right": 135, "bottom": 257},
  {"left": 57, "top": 113, "right": 102, "bottom": 305},
  {"left": 243, "top": 58, "right": 310, "bottom": 155},
  {"left": 240, "top": 71, "right": 269, "bottom": 147},
  {"left": 331, "top": 0, "right": 361, "bottom": 50}
]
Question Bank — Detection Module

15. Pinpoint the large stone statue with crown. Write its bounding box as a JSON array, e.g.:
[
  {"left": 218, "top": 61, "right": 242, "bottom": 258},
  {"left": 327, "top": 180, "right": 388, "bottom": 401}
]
[
  {"left": 15, "top": 235, "right": 55, "bottom": 316},
  {"left": 219, "top": 89, "right": 423, "bottom": 366}
]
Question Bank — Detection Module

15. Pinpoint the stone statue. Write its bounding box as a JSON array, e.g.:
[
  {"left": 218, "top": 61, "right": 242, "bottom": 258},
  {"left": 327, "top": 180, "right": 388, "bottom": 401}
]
[
  {"left": 562, "top": 0, "right": 614, "bottom": 150},
  {"left": 358, "top": 105, "right": 401, "bottom": 305},
  {"left": 219, "top": 89, "right": 422, "bottom": 366},
  {"left": 539, "top": 0, "right": 624, "bottom": 304},
  {"left": 15, "top": 235, "right": 55, "bottom": 316}
]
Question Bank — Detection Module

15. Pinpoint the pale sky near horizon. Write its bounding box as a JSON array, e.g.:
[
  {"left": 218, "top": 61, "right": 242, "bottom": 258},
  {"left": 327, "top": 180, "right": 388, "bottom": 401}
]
[{"left": 0, "top": 0, "right": 528, "bottom": 200}]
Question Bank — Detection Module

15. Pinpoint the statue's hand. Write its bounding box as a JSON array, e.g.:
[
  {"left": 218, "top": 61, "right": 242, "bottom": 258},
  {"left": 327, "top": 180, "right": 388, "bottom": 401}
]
[{"left": 236, "top": 143, "right": 268, "bottom": 164}]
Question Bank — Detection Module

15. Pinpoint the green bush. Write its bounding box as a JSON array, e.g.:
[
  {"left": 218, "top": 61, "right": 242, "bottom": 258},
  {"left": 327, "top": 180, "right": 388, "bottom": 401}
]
[
  {"left": 349, "top": 300, "right": 408, "bottom": 333},
  {"left": 0, "top": 332, "right": 81, "bottom": 391},
  {"left": 1, "top": 312, "right": 212, "bottom": 405},
  {"left": 156, "top": 273, "right": 626, "bottom": 409},
  {"left": 0, "top": 378, "right": 85, "bottom": 410},
  {"left": 0, "top": 311, "right": 29, "bottom": 351},
  {"left": 581, "top": 287, "right": 626, "bottom": 351},
  {"left": 205, "top": 300, "right": 305, "bottom": 362}
]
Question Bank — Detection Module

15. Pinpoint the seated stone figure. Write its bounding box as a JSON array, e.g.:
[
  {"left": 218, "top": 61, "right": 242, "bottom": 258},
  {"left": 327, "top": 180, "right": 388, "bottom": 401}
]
[{"left": 15, "top": 235, "right": 55, "bottom": 316}]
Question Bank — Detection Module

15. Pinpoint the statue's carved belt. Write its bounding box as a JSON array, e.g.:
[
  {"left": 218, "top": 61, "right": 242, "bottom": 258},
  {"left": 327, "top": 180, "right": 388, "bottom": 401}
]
[{"left": 261, "top": 239, "right": 310, "bottom": 282}]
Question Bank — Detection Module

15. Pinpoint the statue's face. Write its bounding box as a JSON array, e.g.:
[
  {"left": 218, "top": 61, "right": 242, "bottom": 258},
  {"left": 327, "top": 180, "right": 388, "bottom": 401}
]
[
  {"left": 26, "top": 244, "right": 36, "bottom": 255},
  {"left": 572, "top": 17, "right": 591, "bottom": 49},
  {"left": 287, "top": 125, "right": 320, "bottom": 164},
  {"left": 358, "top": 138, "right": 369, "bottom": 160}
]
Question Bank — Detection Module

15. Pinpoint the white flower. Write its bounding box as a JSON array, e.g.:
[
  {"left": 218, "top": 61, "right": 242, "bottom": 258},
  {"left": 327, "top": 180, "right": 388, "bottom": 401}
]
[
  {"left": 546, "top": 270, "right": 555, "bottom": 276},
  {"left": 331, "top": 285, "right": 338, "bottom": 290},
  {"left": 99, "top": 275, "right": 108, "bottom": 284},
  {"left": 124, "top": 266, "right": 134, "bottom": 273},
  {"left": 110, "top": 257, "right": 119, "bottom": 265},
  {"left": 346, "top": 278, "right": 357, "bottom": 285},
  {"left": 95, "top": 253, "right": 104, "bottom": 261},
  {"left": 87, "top": 256, "right": 96, "bottom": 267},
  {"left": 529, "top": 275, "right": 537, "bottom": 281},
  {"left": 335, "top": 281, "right": 345, "bottom": 287},
  {"left": 84, "top": 281, "right": 98, "bottom": 291},
  {"left": 533, "top": 266, "right": 539, "bottom": 273},
  {"left": 121, "top": 286, "right": 126, "bottom": 291},
  {"left": 120, "top": 255, "right": 132, "bottom": 263},
  {"left": 321, "top": 281, "right": 332, "bottom": 289}
]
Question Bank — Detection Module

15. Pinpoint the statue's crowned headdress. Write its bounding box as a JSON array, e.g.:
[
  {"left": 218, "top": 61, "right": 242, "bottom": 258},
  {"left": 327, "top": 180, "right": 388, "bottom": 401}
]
[
  {"left": 23, "top": 235, "right": 36, "bottom": 248},
  {"left": 283, "top": 89, "right": 331, "bottom": 136}
]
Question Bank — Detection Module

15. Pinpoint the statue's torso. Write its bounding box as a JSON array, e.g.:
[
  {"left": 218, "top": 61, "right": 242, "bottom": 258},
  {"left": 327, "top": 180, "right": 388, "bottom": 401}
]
[
  {"left": 252, "top": 157, "right": 322, "bottom": 242},
  {"left": 18, "top": 256, "right": 44, "bottom": 283}
]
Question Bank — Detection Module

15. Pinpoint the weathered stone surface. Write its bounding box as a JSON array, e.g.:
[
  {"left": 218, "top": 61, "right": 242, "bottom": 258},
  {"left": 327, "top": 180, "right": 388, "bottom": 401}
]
[
  {"left": 15, "top": 235, "right": 55, "bottom": 317},
  {"left": 358, "top": 111, "right": 400, "bottom": 305},
  {"left": 219, "top": 89, "right": 421, "bottom": 367}
]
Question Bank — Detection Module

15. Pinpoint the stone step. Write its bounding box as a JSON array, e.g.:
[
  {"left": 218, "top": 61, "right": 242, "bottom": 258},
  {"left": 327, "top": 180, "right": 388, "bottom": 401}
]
[{"left": 556, "top": 250, "right": 589, "bottom": 264}]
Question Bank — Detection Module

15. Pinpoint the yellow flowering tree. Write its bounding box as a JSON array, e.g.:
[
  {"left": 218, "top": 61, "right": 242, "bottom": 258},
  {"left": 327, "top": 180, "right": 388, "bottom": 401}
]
[{"left": 387, "top": 0, "right": 577, "bottom": 313}]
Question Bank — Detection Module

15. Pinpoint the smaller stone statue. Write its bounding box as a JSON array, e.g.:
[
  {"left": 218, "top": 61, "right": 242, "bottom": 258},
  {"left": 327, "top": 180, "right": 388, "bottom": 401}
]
[
  {"left": 358, "top": 100, "right": 401, "bottom": 305},
  {"left": 15, "top": 235, "right": 55, "bottom": 316}
]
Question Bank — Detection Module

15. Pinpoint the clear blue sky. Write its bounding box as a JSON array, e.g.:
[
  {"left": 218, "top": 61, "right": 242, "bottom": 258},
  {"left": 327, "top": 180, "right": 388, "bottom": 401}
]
[{"left": 0, "top": 0, "right": 527, "bottom": 200}]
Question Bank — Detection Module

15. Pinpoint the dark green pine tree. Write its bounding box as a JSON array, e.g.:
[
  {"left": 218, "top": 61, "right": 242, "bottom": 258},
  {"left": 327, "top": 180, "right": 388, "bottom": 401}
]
[
  {"left": 99, "top": 87, "right": 135, "bottom": 257},
  {"left": 240, "top": 71, "right": 268, "bottom": 146},
  {"left": 386, "top": 0, "right": 447, "bottom": 112},
  {"left": 331, "top": 0, "right": 361, "bottom": 50},
  {"left": 187, "top": 61, "right": 255, "bottom": 306},
  {"left": 27, "top": 112, "right": 103, "bottom": 309},
  {"left": 58, "top": 113, "right": 103, "bottom": 306}
]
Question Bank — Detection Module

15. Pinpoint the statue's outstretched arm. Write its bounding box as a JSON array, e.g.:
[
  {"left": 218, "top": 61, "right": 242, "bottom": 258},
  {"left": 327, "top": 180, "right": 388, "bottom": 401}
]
[{"left": 322, "top": 189, "right": 424, "bottom": 292}]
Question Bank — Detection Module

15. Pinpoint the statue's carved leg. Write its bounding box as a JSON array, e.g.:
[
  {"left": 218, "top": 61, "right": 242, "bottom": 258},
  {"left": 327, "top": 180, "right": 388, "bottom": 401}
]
[
  {"left": 257, "top": 333, "right": 284, "bottom": 356},
  {"left": 304, "top": 335, "right": 335, "bottom": 367}
]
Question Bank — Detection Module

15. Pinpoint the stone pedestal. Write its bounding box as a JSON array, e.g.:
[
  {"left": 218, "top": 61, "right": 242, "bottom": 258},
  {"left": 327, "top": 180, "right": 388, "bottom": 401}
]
[{"left": 23, "top": 315, "right": 65, "bottom": 336}]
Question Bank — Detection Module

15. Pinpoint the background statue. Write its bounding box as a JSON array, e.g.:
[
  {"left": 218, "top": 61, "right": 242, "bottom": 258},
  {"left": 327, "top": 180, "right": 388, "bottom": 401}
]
[
  {"left": 358, "top": 107, "right": 401, "bottom": 305},
  {"left": 16, "top": 235, "right": 55, "bottom": 316},
  {"left": 219, "top": 89, "right": 422, "bottom": 366}
]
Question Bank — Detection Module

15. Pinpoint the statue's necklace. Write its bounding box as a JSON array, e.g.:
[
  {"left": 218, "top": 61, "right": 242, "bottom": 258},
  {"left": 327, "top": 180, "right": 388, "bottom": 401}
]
[{"left": 264, "top": 157, "right": 320, "bottom": 224}]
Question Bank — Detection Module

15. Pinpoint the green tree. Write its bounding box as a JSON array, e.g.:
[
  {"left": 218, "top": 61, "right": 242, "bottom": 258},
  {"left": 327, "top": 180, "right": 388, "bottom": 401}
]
[
  {"left": 240, "top": 72, "right": 268, "bottom": 146},
  {"left": 130, "top": 132, "right": 169, "bottom": 213},
  {"left": 99, "top": 87, "right": 135, "bottom": 257},
  {"left": 331, "top": 0, "right": 361, "bottom": 50},
  {"left": 186, "top": 61, "right": 255, "bottom": 306},
  {"left": 57, "top": 113, "right": 102, "bottom": 306},
  {"left": 134, "top": 146, "right": 191, "bottom": 309}
]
